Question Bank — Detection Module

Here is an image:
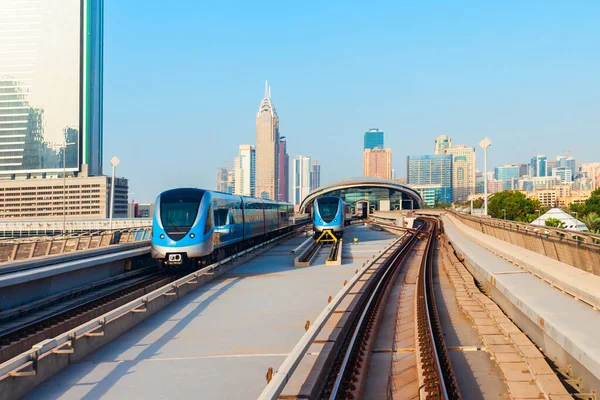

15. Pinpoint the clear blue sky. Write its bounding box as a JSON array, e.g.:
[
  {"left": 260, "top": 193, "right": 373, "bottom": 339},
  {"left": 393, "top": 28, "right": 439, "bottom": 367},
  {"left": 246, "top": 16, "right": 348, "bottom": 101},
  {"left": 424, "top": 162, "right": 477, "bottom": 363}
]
[{"left": 101, "top": 1, "right": 600, "bottom": 203}]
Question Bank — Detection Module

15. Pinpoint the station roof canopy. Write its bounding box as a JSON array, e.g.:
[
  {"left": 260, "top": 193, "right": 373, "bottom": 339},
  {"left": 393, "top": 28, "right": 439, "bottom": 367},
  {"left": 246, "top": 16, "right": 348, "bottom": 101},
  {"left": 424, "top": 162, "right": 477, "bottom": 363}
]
[{"left": 298, "top": 177, "right": 424, "bottom": 214}]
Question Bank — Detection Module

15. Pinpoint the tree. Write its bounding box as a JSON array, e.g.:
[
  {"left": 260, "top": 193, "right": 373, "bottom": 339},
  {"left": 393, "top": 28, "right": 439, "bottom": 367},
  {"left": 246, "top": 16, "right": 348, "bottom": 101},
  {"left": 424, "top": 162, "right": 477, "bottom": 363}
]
[
  {"left": 545, "top": 217, "right": 565, "bottom": 228},
  {"left": 584, "top": 188, "right": 600, "bottom": 215},
  {"left": 488, "top": 190, "right": 543, "bottom": 222},
  {"left": 582, "top": 212, "right": 600, "bottom": 232}
]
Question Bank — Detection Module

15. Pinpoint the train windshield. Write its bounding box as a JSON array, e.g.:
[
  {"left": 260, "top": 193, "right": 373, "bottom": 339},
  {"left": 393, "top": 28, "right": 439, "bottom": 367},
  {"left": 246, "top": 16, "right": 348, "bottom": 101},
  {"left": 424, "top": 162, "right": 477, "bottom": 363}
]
[
  {"left": 317, "top": 197, "right": 339, "bottom": 223},
  {"left": 160, "top": 189, "right": 205, "bottom": 230}
]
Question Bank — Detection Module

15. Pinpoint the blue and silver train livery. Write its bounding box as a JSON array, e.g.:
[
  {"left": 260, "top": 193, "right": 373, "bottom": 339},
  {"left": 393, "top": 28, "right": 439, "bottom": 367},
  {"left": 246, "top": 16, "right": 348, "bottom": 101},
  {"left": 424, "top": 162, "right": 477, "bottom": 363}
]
[
  {"left": 151, "top": 188, "right": 293, "bottom": 266},
  {"left": 313, "top": 196, "right": 352, "bottom": 238}
]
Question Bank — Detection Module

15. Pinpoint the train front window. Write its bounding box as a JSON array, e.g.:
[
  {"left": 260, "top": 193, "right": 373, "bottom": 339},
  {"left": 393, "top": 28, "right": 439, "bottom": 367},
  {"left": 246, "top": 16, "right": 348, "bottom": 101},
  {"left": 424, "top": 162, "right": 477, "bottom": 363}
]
[
  {"left": 317, "top": 198, "right": 339, "bottom": 223},
  {"left": 161, "top": 201, "right": 200, "bottom": 230},
  {"left": 159, "top": 189, "right": 204, "bottom": 232}
]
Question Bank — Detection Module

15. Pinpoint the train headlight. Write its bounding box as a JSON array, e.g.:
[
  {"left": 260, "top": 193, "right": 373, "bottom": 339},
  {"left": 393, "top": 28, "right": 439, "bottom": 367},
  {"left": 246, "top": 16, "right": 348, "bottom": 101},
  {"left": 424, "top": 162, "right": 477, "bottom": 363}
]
[
  {"left": 334, "top": 219, "right": 337, "bottom": 222},
  {"left": 190, "top": 233, "right": 195, "bottom": 238},
  {"left": 160, "top": 234, "right": 165, "bottom": 239},
  {"left": 319, "top": 219, "right": 323, "bottom": 223}
]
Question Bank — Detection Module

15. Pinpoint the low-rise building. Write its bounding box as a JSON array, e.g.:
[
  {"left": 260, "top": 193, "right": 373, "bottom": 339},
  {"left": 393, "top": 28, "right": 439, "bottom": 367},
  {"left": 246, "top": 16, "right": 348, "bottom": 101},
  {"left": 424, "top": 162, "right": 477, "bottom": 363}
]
[
  {"left": 0, "top": 175, "right": 128, "bottom": 220},
  {"left": 527, "top": 185, "right": 591, "bottom": 208}
]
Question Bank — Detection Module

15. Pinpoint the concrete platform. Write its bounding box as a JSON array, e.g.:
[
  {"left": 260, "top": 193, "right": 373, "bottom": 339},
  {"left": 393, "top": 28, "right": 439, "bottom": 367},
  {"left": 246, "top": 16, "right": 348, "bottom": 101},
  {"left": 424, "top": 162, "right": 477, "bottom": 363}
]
[
  {"left": 24, "top": 225, "right": 397, "bottom": 400},
  {"left": 443, "top": 215, "right": 600, "bottom": 393}
]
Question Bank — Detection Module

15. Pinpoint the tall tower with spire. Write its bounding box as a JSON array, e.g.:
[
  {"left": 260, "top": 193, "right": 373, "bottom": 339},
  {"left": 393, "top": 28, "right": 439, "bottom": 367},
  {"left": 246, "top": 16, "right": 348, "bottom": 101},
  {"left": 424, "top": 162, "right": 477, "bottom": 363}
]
[{"left": 255, "top": 81, "right": 280, "bottom": 200}]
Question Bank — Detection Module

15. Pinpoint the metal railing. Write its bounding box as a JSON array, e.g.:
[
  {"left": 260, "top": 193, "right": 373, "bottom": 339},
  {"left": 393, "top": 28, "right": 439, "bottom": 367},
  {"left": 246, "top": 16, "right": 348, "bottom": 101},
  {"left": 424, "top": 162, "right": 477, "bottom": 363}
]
[
  {"left": 449, "top": 211, "right": 600, "bottom": 274},
  {"left": 451, "top": 211, "right": 600, "bottom": 245},
  {"left": 0, "top": 227, "right": 152, "bottom": 263},
  {"left": 0, "top": 232, "right": 289, "bottom": 382}
]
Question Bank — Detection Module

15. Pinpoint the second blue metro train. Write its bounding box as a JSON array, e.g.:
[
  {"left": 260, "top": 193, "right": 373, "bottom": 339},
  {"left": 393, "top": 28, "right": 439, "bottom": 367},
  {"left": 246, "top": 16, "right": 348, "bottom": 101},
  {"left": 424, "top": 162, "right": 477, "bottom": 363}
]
[
  {"left": 151, "top": 188, "right": 294, "bottom": 267},
  {"left": 313, "top": 196, "right": 352, "bottom": 238}
]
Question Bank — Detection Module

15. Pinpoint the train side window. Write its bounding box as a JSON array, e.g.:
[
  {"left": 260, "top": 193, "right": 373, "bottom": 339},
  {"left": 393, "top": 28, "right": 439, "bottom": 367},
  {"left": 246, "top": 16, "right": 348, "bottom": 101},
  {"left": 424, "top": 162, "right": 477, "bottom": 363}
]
[
  {"left": 214, "top": 208, "right": 229, "bottom": 226},
  {"left": 204, "top": 207, "right": 213, "bottom": 234}
]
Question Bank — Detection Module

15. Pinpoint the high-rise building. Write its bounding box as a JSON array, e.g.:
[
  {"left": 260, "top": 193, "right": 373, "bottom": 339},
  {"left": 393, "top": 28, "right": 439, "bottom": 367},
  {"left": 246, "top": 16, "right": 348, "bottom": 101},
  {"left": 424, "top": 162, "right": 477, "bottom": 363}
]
[
  {"left": 433, "top": 135, "right": 452, "bottom": 155},
  {"left": 518, "top": 164, "right": 529, "bottom": 177},
  {"left": 216, "top": 167, "right": 229, "bottom": 192},
  {"left": 529, "top": 155, "right": 547, "bottom": 177},
  {"left": 556, "top": 156, "right": 576, "bottom": 181},
  {"left": 552, "top": 167, "right": 572, "bottom": 185},
  {"left": 364, "top": 129, "right": 384, "bottom": 150},
  {"left": 363, "top": 148, "right": 392, "bottom": 179},
  {"left": 292, "top": 155, "right": 312, "bottom": 206},
  {"left": 311, "top": 160, "right": 321, "bottom": 191},
  {"left": 0, "top": 0, "right": 104, "bottom": 177},
  {"left": 0, "top": 1, "right": 134, "bottom": 221},
  {"left": 546, "top": 159, "right": 558, "bottom": 176},
  {"left": 227, "top": 169, "right": 235, "bottom": 194},
  {"left": 278, "top": 137, "right": 289, "bottom": 201},
  {"left": 442, "top": 145, "right": 476, "bottom": 202},
  {"left": 406, "top": 154, "right": 453, "bottom": 205},
  {"left": 580, "top": 163, "right": 600, "bottom": 189},
  {"left": 234, "top": 145, "right": 255, "bottom": 197},
  {"left": 255, "top": 81, "right": 279, "bottom": 200},
  {"left": 494, "top": 164, "right": 520, "bottom": 190}
]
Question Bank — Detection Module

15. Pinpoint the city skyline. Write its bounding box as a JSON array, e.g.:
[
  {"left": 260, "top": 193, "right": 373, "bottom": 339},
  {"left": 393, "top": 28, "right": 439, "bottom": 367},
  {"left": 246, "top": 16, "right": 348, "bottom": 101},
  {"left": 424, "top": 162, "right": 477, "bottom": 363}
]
[{"left": 91, "top": 1, "right": 600, "bottom": 202}]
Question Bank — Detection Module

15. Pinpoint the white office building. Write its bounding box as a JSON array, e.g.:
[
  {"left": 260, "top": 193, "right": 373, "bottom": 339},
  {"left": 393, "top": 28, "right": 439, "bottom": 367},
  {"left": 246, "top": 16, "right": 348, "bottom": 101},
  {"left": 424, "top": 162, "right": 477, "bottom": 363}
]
[
  {"left": 292, "top": 155, "right": 312, "bottom": 206},
  {"left": 234, "top": 145, "right": 255, "bottom": 197}
]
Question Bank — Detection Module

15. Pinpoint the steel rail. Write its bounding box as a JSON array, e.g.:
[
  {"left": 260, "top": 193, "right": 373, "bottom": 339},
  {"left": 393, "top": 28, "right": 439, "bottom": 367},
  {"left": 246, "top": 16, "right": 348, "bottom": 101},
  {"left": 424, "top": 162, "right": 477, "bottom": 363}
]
[
  {"left": 328, "top": 227, "right": 422, "bottom": 399},
  {"left": 0, "top": 270, "right": 167, "bottom": 340},
  {"left": 417, "top": 218, "right": 461, "bottom": 399},
  {"left": 327, "top": 241, "right": 339, "bottom": 262},
  {"left": 298, "top": 241, "right": 321, "bottom": 263}
]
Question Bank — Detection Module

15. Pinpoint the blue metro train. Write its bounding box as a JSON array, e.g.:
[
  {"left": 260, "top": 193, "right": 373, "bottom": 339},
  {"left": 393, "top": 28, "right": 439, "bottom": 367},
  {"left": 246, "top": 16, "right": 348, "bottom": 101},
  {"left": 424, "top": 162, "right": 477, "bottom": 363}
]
[
  {"left": 313, "top": 196, "right": 352, "bottom": 239},
  {"left": 151, "top": 188, "right": 294, "bottom": 267}
]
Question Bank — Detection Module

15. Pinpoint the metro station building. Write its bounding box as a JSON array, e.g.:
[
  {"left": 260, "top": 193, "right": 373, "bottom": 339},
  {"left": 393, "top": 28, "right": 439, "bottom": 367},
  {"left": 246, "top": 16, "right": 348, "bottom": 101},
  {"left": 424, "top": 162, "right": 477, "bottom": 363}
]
[{"left": 299, "top": 177, "right": 423, "bottom": 215}]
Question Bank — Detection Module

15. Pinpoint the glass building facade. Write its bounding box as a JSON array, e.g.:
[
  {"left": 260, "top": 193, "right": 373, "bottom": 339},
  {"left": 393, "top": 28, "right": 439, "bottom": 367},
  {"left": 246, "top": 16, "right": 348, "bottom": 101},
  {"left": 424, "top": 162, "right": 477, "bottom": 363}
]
[
  {"left": 557, "top": 157, "right": 576, "bottom": 182},
  {"left": 0, "top": 0, "right": 103, "bottom": 177},
  {"left": 364, "top": 129, "right": 384, "bottom": 150},
  {"left": 529, "top": 155, "right": 547, "bottom": 177},
  {"left": 316, "top": 187, "right": 419, "bottom": 211},
  {"left": 406, "top": 154, "right": 452, "bottom": 203},
  {"left": 494, "top": 164, "right": 520, "bottom": 189}
]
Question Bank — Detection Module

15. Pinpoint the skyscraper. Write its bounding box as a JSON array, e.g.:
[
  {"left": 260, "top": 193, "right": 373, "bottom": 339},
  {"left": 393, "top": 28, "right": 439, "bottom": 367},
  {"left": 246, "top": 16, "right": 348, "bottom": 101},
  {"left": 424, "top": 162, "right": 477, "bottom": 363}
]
[
  {"left": 529, "top": 155, "right": 547, "bottom": 177},
  {"left": 234, "top": 145, "right": 255, "bottom": 197},
  {"left": 442, "top": 145, "right": 476, "bottom": 202},
  {"left": 494, "top": 164, "right": 520, "bottom": 190},
  {"left": 556, "top": 156, "right": 576, "bottom": 181},
  {"left": 311, "top": 160, "right": 321, "bottom": 191},
  {"left": 0, "top": 0, "right": 104, "bottom": 177},
  {"left": 278, "top": 137, "right": 289, "bottom": 201},
  {"left": 363, "top": 148, "right": 392, "bottom": 179},
  {"left": 433, "top": 135, "right": 452, "bottom": 155},
  {"left": 552, "top": 167, "right": 572, "bottom": 184},
  {"left": 364, "top": 129, "right": 384, "bottom": 150},
  {"left": 292, "top": 155, "right": 312, "bottom": 206},
  {"left": 406, "top": 155, "right": 453, "bottom": 205},
  {"left": 216, "top": 167, "right": 229, "bottom": 192},
  {"left": 255, "top": 81, "right": 279, "bottom": 200}
]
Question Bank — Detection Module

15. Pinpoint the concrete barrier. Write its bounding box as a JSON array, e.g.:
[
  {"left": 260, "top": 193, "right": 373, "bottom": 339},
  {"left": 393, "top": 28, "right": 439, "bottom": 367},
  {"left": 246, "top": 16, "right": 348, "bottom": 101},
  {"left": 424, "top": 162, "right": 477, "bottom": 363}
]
[{"left": 446, "top": 214, "right": 600, "bottom": 310}]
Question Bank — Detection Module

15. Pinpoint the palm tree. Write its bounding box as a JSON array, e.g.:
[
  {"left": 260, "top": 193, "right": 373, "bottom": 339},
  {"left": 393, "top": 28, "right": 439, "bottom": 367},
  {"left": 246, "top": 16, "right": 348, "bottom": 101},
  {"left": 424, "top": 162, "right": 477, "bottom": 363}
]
[{"left": 581, "top": 212, "right": 600, "bottom": 232}]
